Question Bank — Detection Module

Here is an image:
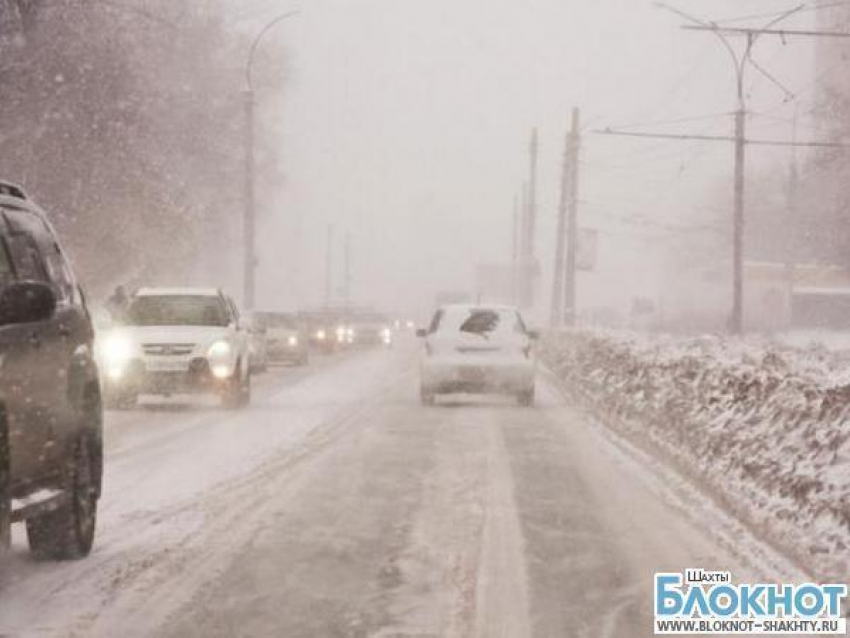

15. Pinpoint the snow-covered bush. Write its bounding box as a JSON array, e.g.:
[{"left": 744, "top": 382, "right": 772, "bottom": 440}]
[{"left": 541, "top": 329, "right": 850, "bottom": 581}]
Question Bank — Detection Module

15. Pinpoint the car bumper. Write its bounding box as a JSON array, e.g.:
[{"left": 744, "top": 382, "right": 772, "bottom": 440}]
[
  {"left": 421, "top": 358, "right": 535, "bottom": 394},
  {"left": 103, "top": 359, "right": 232, "bottom": 395}
]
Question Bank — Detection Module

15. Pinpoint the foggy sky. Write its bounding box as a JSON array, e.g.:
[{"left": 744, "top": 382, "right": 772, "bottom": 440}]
[{"left": 243, "top": 0, "right": 820, "bottom": 322}]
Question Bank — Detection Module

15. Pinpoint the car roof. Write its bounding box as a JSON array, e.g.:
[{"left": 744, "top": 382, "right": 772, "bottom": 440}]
[
  {"left": 0, "top": 195, "right": 46, "bottom": 217},
  {"left": 134, "top": 287, "right": 222, "bottom": 298},
  {"left": 438, "top": 303, "right": 519, "bottom": 313}
]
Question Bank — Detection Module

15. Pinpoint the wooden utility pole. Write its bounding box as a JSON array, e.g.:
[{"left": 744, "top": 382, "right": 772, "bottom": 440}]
[
  {"left": 527, "top": 128, "right": 539, "bottom": 261},
  {"left": 512, "top": 194, "right": 520, "bottom": 305},
  {"left": 518, "top": 129, "right": 539, "bottom": 310},
  {"left": 343, "top": 230, "right": 351, "bottom": 308},
  {"left": 519, "top": 180, "right": 530, "bottom": 307},
  {"left": 564, "top": 108, "right": 581, "bottom": 326},
  {"left": 324, "top": 224, "right": 333, "bottom": 307},
  {"left": 551, "top": 110, "right": 580, "bottom": 327}
]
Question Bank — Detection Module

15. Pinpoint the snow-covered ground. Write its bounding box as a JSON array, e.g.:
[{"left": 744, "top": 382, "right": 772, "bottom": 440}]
[
  {"left": 0, "top": 341, "right": 816, "bottom": 636},
  {"left": 777, "top": 329, "right": 850, "bottom": 354},
  {"left": 541, "top": 328, "right": 850, "bottom": 584}
]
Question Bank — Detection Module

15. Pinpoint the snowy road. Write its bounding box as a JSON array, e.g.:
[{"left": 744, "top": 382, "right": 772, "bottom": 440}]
[{"left": 0, "top": 343, "right": 808, "bottom": 637}]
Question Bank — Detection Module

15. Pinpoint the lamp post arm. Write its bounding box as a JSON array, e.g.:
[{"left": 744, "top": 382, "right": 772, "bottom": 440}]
[{"left": 245, "top": 9, "right": 300, "bottom": 92}]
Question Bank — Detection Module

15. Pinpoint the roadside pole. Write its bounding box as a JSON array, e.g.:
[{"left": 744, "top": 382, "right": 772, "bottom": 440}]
[
  {"left": 551, "top": 115, "right": 571, "bottom": 327},
  {"left": 243, "top": 89, "right": 256, "bottom": 310},
  {"left": 564, "top": 108, "right": 581, "bottom": 326},
  {"left": 325, "top": 224, "right": 333, "bottom": 307}
]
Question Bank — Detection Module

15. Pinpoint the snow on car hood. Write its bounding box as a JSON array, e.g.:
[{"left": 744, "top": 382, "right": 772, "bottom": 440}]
[{"left": 110, "top": 325, "right": 231, "bottom": 350}]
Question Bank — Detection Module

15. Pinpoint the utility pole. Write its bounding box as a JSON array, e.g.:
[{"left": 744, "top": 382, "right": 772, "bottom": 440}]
[
  {"left": 785, "top": 108, "right": 800, "bottom": 305},
  {"left": 564, "top": 108, "right": 581, "bottom": 326},
  {"left": 324, "top": 224, "right": 333, "bottom": 307},
  {"left": 519, "top": 181, "right": 529, "bottom": 307},
  {"left": 527, "top": 128, "right": 539, "bottom": 260},
  {"left": 652, "top": 2, "right": 850, "bottom": 333},
  {"left": 512, "top": 194, "right": 520, "bottom": 305},
  {"left": 343, "top": 230, "right": 351, "bottom": 308},
  {"left": 733, "top": 104, "right": 746, "bottom": 335},
  {"left": 551, "top": 113, "right": 572, "bottom": 327}
]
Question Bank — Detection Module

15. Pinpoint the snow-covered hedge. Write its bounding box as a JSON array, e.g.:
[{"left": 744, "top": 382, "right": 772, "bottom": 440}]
[{"left": 541, "top": 329, "right": 850, "bottom": 581}]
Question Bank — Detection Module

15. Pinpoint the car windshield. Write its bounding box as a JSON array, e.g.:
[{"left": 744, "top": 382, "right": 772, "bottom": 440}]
[{"left": 124, "top": 295, "right": 229, "bottom": 327}]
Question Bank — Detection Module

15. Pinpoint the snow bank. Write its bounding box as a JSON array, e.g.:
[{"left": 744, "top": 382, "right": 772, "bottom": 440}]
[{"left": 541, "top": 329, "right": 850, "bottom": 581}]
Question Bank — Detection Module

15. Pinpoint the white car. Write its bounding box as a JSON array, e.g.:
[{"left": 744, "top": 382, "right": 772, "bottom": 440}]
[
  {"left": 417, "top": 304, "right": 538, "bottom": 406},
  {"left": 97, "top": 287, "right": 252, "bottom": 409}
]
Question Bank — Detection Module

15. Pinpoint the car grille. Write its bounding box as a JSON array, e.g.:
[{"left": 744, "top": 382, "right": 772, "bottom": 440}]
[{"left": 142, "top": 343, "right": 195, "bottom": 357}]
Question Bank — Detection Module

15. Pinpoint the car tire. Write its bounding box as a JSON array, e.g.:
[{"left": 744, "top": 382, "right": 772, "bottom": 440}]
[
  {"left": 0, "top": 414, "right": 10, "bottom": 556},
  {"left": 26, "top": 433, "right": 98, "bottom": 560},
  {"left": 238, "top": 369, "right": 252, "bottom": 407},
  {"left": 420, "top": 386, "right": 436, "bottom": 406},
  {"left": 517, "top": 387, "right": 535, "bottom": 407},
  {"left": 222, "top": 363, "right": 250, "bottom": 409}
]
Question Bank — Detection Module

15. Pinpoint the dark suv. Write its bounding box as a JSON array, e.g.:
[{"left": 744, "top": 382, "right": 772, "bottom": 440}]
[{"left": 0, "top": 181, "right": 102, "bottom": 560}]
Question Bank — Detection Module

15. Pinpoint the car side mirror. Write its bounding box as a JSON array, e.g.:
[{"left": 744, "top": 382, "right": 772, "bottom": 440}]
[
  {"left": 416, "top": 328, "right": 427, "bottom": 338},
  {"left": 0, "top": 281, "right": 57, "bottom": 326},
  {"left": 527, "top": 329, "right": 540, "bottom": 340}
]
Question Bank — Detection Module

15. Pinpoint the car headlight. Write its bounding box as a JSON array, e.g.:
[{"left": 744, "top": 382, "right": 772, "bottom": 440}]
[
  {"left": 316, "top": 329, "right": 326, "bottom": 341},
  {"left": 207, "top": 339, "right": 232, "bottom": 360},
  {"left": 99, "top": 334, "right": 134, "bottom": 379},
  {"left": 288, "top": 335, "right": 298, "bottom": 346},
  {"left": 336, "top": 326, "right": 346, "bottom": 342},
  {"left": 100, "top": 335, "right": 133, "bottom": 365},
  {"left": 208, "top": 340, "right": 234, "bottom": 378}
]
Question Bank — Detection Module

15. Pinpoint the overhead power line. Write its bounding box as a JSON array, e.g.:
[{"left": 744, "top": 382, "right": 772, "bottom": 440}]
[
  {"left": 594, "top": 128, "right": 850, "bottom": 148},
  {"left": 682, "top": 25, "right": 850, "bottom": 38}
]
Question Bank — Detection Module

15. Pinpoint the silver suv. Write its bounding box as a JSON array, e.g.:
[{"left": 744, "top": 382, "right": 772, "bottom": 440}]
[{"left": 0, "top": 181, "right": 103, "bottom": 560}]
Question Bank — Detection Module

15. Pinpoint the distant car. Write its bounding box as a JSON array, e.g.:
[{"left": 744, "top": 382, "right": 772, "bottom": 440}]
[
  {"left": 255, "top": 312, "right": 309, "bottom": 366},
  {"left": 0, "top": 181, "right": 103, "bottom": 560},
  {"left": 243, "top": 311, "right": 269, "bottom": 373},
  {"left": 97, "top": 287, "right": 252, "bottom": 409},
  {"left": 299, "top": 310, "right": 341, "bottom": 353},
  {"left": 417, "top": 304, "right": 538, "bottom": 406},
  {"left": 349, "top": 312, "right": 393, "bottom": 348}
]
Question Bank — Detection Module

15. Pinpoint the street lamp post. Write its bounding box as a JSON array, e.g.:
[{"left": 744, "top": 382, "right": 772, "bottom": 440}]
[{"left": 243, "top": 10, "right": 298, "bottom": 310}]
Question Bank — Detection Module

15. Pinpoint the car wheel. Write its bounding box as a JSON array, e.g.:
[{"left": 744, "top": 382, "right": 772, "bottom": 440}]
[
  {"left": 238, "top": 369, "right": 252, "bottom": 407},
  {"left": 222, "top": 364, "right": 248, "bottom": 409},
  {"left": 420, "top": 386, "right": 436, "bottom": 406},
  {"left": 27, "top": 433, "right": 98, "bottom": 560},
  {"left": 517, "top": 387, "right": 535, "bottom": 407},
  {"left": 0, "top": 415, "right": 10, "bottom": 556}
]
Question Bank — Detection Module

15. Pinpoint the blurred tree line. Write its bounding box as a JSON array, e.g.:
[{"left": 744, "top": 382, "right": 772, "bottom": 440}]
[{"left": 0, "top": 0, "right": 283, "bottom": 299}]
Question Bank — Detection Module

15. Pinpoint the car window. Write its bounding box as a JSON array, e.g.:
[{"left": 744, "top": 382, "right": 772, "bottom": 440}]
[
  {"left": 6, "top": 233, "right": 48, "bottom": 282},
  {"left": 124, "top": 295, "right": 230, "bottom": 327},
  {"left": 436, "top": 307, "right": 525, "bottom": 338},
  {"left": 0, "top": 238, "right": 14, "bottom": 287}
]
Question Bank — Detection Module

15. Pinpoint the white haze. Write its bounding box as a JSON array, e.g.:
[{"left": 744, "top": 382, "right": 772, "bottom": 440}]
[{"left": 244, "top": 0, "right": 818, "bottom": 323}]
